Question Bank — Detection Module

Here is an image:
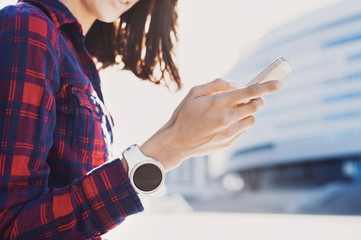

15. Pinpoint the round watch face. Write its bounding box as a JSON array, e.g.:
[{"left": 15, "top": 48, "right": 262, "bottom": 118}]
[{"left": 133, "top": 163, "right": 163, "bottom": 192}]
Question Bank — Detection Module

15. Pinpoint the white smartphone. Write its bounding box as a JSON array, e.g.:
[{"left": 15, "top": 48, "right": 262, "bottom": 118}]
[{"left": 245, "top": 57, "right": 293, "bottom": 87}]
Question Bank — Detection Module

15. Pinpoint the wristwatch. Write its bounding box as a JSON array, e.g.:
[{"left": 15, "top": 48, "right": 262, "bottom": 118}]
[{"left": 122, "top": 144, "right": 165, "bottom": 195}]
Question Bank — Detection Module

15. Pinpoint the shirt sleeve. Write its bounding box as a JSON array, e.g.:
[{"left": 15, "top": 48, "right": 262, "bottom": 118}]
[{"left": 0, "top": 5, "right": 143, "bottom": 240}]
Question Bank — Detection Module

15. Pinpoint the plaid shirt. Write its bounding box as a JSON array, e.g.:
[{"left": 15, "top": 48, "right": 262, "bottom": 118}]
[{"left": 0, "top": 0, "right": 143, "bottom": 239}]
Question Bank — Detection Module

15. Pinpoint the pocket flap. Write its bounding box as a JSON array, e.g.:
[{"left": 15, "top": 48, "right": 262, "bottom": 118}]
[{"left": 71, "top": 87, "right": 104, "bottom": 118}]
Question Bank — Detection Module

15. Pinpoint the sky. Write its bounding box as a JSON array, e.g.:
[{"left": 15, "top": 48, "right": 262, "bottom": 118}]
[{"left": 0, "top": 0, "right": 343, "bottom": 156}]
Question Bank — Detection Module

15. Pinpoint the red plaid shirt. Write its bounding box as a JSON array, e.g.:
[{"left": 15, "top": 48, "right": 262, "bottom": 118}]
[{"left": 0, "top": 0, "right": 143, "bottom": 239}]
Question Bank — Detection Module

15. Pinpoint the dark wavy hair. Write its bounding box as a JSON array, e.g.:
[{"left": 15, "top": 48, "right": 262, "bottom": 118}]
[{"left": 85, "top": 0, "right": 181, "bottom": 90}]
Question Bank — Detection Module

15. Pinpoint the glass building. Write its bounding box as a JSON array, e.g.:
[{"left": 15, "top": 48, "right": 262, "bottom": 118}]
[
  {"left": 225, "top": 0, "right": 361, "bottom": 180},
  {"left": 167, "top": 0, "right": 361, "bottom": 215}
]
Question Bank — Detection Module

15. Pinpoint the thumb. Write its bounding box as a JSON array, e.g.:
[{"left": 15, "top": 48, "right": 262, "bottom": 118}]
[{"left": 191, "top": 78, "right": 239, "bottom": 97}]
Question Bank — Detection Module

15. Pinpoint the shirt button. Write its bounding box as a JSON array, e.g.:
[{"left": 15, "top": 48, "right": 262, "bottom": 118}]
[{"left": 95, "top": 106, "right": 100, "bottom": 114}]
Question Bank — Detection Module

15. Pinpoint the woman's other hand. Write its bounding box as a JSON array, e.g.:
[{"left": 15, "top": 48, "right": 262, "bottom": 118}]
[{"left": 140, "top": 78, "right": 283, "bottom": 171}]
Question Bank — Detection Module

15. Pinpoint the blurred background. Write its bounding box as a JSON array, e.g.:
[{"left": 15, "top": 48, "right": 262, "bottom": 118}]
[{"left": 2, "top": 0, "right": 361, "bottom": 239}]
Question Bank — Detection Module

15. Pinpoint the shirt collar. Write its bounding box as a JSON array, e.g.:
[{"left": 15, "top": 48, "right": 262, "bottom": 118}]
[{"left": 18, "top": 0, "right": 79, "bottom": 29}]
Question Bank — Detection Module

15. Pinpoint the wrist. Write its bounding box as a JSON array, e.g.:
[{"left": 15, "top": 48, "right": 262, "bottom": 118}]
[{"left": 140, "top": 128, "right": 184, "bottom": 171}]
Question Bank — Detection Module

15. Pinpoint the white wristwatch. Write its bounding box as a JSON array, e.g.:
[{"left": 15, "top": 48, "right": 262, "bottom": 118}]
[{"left": 122, "top": 144, "right": 165, "bottom": 195}]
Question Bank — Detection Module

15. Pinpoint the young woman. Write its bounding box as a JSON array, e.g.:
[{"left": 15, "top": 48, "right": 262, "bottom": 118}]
[{"left": 0, "top": 0, "right": 282, "bottom": 239}]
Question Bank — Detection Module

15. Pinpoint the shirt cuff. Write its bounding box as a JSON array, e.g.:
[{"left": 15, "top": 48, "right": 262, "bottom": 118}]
[{"left": 81, "top": 158, "right": 144, "bottom": 232}]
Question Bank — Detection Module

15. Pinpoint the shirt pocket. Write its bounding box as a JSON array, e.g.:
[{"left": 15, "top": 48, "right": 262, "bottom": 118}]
[{"left": 71, "top": 87, "right": 111, "bottom": 161}]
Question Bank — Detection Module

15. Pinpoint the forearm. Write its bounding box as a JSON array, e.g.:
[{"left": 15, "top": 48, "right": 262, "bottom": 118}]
[
  {"left": 121, "top": 157, "right": 129, "bottom": 173},
  {"left": 140, "top": 126, "right": 185, "bottom": 171}
]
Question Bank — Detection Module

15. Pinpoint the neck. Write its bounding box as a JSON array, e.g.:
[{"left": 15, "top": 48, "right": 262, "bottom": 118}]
[{"left": 59, "top": 0, "right": 95, "bottom": 34}]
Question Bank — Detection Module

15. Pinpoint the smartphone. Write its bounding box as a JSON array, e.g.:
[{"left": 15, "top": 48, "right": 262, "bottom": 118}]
[{"left": 245, "top": 57, "right": 293, "bottom": 87}]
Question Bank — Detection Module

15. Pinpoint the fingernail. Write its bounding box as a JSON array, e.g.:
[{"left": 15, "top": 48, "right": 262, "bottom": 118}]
[
  {"left": 260, "top": 97, "right": 266, "bottom": 106},
  {"left": 276, "top": 81, "right": 284, "bottom": 89},
  {"left": 228, "top": 81, "right": 239, "bottom": 88}
]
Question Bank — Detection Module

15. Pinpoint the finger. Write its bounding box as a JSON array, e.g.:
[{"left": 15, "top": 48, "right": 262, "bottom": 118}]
[
  {"left": 224, "top": 115, "right": 255, "bottom": 139},
  {"left": 224, "top": 80, "right": 282, "bottom": 106},
  {"left": 219, "top": 130, "right": 247, "bottom": 149},
  {"left": 229, "top": 129, "right": 247, "bottom": 145},
  {"left": 232, "top": 98, "right": 265, "bottom": 122},
  {"left": 189, "top": 78, "right": 239, "bottom": 97}
]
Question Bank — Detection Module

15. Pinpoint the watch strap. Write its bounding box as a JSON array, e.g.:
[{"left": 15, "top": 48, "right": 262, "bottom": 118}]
[
  {"left": 122, "top": 144, "right": 147, "bottom": 175},
  {"left": 122, "top": 144, "right": 166, "bottom": 195}
]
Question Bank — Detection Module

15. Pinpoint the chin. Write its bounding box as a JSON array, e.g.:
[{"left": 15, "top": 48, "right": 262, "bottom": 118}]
[
  {"left": 98, "top": 14, "right": 121, "bottom": 23},
  {"left": 97, "top": 2, "right": 135, "bottom": 23},
  {"left": 100, "top": 17, "right": 118, "bottom": 23}
]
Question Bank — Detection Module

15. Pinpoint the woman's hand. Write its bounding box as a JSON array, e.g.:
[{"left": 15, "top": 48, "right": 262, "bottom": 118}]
[{"left": 140, "top": 78, "right": 283, "bottom": 171}]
